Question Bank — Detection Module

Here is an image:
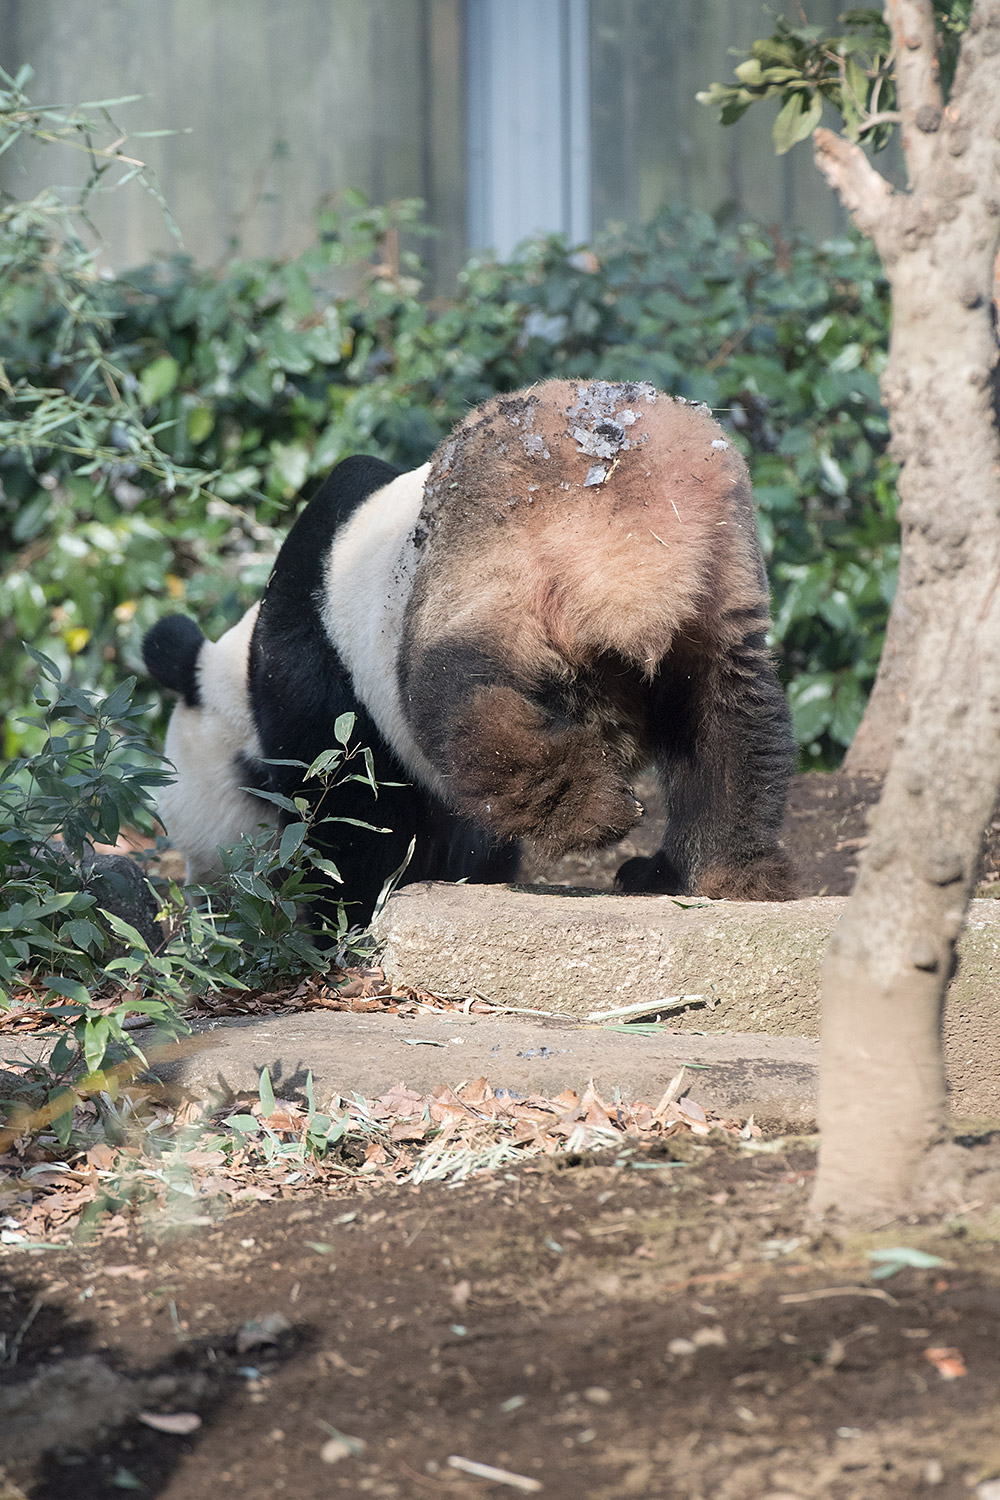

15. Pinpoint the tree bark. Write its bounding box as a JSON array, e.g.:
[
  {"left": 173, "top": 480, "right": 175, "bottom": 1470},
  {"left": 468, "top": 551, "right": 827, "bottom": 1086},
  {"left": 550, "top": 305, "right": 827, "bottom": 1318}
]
[
  {"left": 840, "top": 6, "right": 999, "bottom": 775},
  {"left": 838, "top": 554, "right": 915, "bottom": 775},
  {"left": 811, "top": 0, "right": 1000, "bottom": 1219}
]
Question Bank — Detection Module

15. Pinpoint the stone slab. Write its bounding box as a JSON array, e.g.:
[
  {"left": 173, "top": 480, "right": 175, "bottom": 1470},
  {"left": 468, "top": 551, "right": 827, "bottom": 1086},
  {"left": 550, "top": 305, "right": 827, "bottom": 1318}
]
[
  {"left": 149, "top": 1011, "right": 819, "bottom": 1129},
  {"left": 371, "top": 885, "right": 1000, "bottom": 1119}
]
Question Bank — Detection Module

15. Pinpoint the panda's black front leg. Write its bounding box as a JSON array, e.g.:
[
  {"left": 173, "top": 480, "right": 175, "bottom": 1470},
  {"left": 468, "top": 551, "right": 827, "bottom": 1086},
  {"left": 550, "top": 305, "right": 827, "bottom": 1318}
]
[{"left": 617, "top": 633, "right": 797, "bottom": 901}]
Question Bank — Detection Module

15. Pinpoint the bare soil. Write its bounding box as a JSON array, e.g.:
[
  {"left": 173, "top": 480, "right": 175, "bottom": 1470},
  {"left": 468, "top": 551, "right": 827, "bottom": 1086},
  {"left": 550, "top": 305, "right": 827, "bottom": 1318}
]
[
  {"left": 4, "top": 1137, "right": 1000, "bottom": 1500},
  {"left": 4, "top": 772, "right": 1000, "bottom": 1498}
]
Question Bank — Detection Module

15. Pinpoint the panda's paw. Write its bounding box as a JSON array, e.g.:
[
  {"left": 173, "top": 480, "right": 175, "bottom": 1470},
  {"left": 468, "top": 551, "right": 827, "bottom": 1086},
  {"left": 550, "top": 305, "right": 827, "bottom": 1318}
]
[
  {"left": 697, "top": 850, "right": 798, "bottom": 902},
  {"left": 614, "top": 851, "right": 685, "bottom": 895}
]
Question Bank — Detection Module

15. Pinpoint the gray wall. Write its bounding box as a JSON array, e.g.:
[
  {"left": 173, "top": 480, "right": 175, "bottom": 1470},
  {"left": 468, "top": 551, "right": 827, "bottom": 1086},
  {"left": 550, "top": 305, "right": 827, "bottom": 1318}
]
[
  {"left": 1, "top": 0, "right": 884, "bottom": 288},
  {"left": 1, "top": 0, "right": 466, "bottom": 283}
]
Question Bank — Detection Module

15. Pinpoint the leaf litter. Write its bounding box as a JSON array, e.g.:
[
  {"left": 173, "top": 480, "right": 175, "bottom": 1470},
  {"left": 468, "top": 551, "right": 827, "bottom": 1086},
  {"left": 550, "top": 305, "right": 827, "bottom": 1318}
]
[{"left": 0, "top": 1048, "right": 754, "bottom": 1245}]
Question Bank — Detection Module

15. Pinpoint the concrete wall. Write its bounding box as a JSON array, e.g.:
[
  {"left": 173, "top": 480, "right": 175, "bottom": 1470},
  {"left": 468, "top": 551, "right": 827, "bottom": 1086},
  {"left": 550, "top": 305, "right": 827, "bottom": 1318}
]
[
  {"left": 0, "top": 0, "right": 465, "bottom": 284},
  {"left": 1, "top": 0, "right": 896, "bottom": 286}
]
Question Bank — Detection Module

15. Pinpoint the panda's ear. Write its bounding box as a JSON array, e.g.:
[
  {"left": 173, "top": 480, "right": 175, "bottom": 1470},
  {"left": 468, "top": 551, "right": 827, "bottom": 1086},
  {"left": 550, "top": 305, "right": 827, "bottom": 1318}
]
[{"left": 142, "top": 615, "right": 206, "bottom": 705}]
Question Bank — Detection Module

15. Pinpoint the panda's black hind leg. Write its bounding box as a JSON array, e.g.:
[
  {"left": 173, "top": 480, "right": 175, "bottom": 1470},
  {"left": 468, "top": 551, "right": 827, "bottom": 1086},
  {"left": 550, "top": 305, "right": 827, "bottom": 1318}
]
[{"left": 617, "top": 630, "right": 797, "bottom": 901}]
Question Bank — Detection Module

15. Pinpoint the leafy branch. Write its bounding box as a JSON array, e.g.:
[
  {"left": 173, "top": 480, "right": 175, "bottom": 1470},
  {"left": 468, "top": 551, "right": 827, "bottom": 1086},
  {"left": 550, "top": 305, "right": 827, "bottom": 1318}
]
[
  {"left": 697, "top": 5, "right": 972, "bottom": 155},
  {"left": 0, "top": 63, "right": 203, "bottom": 495}
]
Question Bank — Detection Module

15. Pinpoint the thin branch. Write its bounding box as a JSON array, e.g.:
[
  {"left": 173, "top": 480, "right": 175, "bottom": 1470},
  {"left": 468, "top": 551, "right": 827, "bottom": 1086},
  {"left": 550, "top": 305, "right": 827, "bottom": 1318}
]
[
  {"left": 812, "top": 127, "right": 898, "bottom": 256},
  {"left": 857, "top": 110, "right": 903, "bottom": 135},
  {"left": 885, "top": 0, "right": 943, "bottom": 184}
]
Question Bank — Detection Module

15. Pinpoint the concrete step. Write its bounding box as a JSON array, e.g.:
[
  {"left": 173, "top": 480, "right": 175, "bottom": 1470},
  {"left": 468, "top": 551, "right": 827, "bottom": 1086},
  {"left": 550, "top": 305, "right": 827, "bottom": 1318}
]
[{"left": 372, "top": 885, "right": 1000, "bottom": 1120}]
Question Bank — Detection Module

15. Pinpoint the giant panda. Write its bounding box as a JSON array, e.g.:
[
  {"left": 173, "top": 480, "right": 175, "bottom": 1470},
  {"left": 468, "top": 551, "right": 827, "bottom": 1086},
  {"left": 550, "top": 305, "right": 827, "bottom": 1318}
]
[
  {"left": 241, "top": 379, "right": 797, "bottom": 917},
  {"left": 141, "top": 603, "right": 280, "bottom": 884}
]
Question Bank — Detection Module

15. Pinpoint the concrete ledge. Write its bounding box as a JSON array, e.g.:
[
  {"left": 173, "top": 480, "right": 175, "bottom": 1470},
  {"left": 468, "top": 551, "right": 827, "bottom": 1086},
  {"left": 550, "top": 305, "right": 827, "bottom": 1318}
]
[
  {"left": 155, "top": 1013, "right": 821, "bottom": 1130},
  {"left": 372, "top": 885, "right": 1000, "bottom": 1118}
]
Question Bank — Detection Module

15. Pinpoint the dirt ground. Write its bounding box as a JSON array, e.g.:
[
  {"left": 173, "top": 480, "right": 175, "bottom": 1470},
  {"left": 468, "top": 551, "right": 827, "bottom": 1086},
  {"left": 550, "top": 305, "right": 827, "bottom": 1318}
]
[
  {"left": 4, "top": 772, "right": 1000, "bottom": 1499},
  {"left": 521, "top": 770, "right": 1000, "bottom": 897},
  {"left": 4, "top": 1136, "right": 1000, "bottom": 1500}
]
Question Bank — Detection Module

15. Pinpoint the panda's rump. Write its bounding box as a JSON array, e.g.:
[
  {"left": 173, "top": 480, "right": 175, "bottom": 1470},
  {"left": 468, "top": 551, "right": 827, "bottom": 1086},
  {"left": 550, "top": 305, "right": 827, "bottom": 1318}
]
[
  {"left": 160, "top": 700, "right": 276, "bottom": 883},
  {"left": 414, "top": 380, "right": 766, "bottom": 683}
]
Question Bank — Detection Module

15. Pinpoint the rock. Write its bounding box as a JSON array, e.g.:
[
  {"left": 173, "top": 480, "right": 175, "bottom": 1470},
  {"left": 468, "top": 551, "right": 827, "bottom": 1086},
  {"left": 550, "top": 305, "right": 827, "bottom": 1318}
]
[{"left": 84, "top": 851, "right": 162, "bottom": 951}]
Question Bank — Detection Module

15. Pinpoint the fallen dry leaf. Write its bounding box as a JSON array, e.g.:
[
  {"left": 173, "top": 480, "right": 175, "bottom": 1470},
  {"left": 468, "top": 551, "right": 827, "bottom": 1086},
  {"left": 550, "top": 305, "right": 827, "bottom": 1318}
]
[
  {"left": 257, "top": 1100, "right": 307, "bottom": 1133},
  {"left": 924, "top": 1346, "right": 967, "bottom": 1379},
  {"left": 0, "top": 1033, "right": 754, "bottom": 1247},
  {"left": 137, "top": 1411, "right": 202, "bottom": 1435}
]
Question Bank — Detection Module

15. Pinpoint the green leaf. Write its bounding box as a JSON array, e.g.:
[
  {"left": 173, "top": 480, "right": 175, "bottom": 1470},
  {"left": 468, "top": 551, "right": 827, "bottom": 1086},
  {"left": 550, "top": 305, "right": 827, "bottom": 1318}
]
[
  {"left": 831, "top": 673, "right": 867, "bottom": 748},
  {"left": 372, "top": 837, "right": 415, "bottom": 920},
  {"left": 869, "top": 1247, "right": 949, "bottom": 1280},
  {"left": 787, "top": 674, "right": 834, "bottom": 744},
  {"left": 246, "top": 787, "right": 303, "bottom": 816},
  {"left": 100, "top": 911, "right": 153, "bottom": 954},
  {"left": 215, "top": 465, "right": 262, "bottom": 498},
  {"left": 258, "top": 1066, "right": 276, "bottom": 1117},
  {"left": 48, "top": 1035, "right": 77, "bottom": 1074},
  {"left": 83, "top": 1015, "right": 111, "bottom": 1074},
  {"left": 239, "top": 361, "right": 275, "bottom": 407},
  {"left": 734, "top": 58, "right": 765, "bottom": 86},
  {"left": 49, "top": 1088, "right": 77, "bottom": 1146},
  {"left": 305, "top": 748, "right": 344, "bottom": 778},
  {"left": 64, "top": 917, "right": 102, "bottom": 952},
  {"left": 100, "top": 676, "right": 138, "bottom": 721},
  {"left": 44, "top": 976, "right": 92, "bottom": 1005},
  {"left": 268, "top": 440, "right": 310, "bottom": 495},
  {"left": 772, "top": 89, "right": 823, "bottom": 154},
  {"left": 138, "top": 355, "right": 180, "bottom": 406},
  {"left": 278, "top": 821, "right": 307, "bottom": 864},
  {"left": 186, "top": 405, "right": 215, "bottom": 444}
]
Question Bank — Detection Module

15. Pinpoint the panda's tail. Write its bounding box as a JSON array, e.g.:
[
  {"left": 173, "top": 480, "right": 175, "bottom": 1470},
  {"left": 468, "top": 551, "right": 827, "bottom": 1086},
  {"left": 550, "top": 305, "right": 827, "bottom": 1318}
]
[{"left": 142, "top": 615, "right": 205, "bottom": 706}]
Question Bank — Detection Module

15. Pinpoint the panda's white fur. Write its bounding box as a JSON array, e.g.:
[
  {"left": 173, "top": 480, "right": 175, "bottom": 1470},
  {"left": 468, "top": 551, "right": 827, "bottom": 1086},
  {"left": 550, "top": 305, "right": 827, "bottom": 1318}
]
[
  {"left": 157, "top": 603, "right": 278, "bottom": 883},
  {"left": 321, "top": 463, "right": 444, "bottom": 794}
]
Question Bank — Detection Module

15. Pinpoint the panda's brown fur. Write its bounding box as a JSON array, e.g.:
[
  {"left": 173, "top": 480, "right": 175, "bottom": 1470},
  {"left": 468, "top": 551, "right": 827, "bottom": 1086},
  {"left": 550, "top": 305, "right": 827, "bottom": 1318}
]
[
  {"left": 398, "top": 379, "right": 795, "bottom": 897},
  {"left": 413, "top": 380, "right": 764, "bottom": 678}
]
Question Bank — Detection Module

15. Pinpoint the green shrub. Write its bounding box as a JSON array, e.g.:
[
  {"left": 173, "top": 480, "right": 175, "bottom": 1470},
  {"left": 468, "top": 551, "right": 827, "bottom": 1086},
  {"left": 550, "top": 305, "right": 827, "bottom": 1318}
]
[
  {"left": 0, "top": 651, "right": 381, "bottom": 1142},
  {"left": 1, "top": 70, "right": 896, "bottom": 767}
]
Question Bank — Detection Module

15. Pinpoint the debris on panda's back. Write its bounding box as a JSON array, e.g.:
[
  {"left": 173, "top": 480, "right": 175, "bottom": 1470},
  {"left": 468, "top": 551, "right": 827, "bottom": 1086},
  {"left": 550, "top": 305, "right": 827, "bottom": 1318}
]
[
  {"left": 566, "top": 380, "right": 654, "bottom": 474},
  {"left": 572, "top": 422, "right": 625, "bottom": 460},
  {"left": 566, "top": 379, "right": 657, "bottom": 423}
]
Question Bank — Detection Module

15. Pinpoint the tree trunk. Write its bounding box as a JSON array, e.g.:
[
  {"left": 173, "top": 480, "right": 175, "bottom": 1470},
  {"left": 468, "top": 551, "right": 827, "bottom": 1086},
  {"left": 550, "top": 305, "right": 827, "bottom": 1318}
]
[
  {"left": 843, "top": 169, "right": 1000, "bottom": 776},
  {"left": 810, "top": 1, "right": 1000, "bottom": 1219},
  {"left": 838, "top": 551, "right": 914, "bottom": 775}
]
